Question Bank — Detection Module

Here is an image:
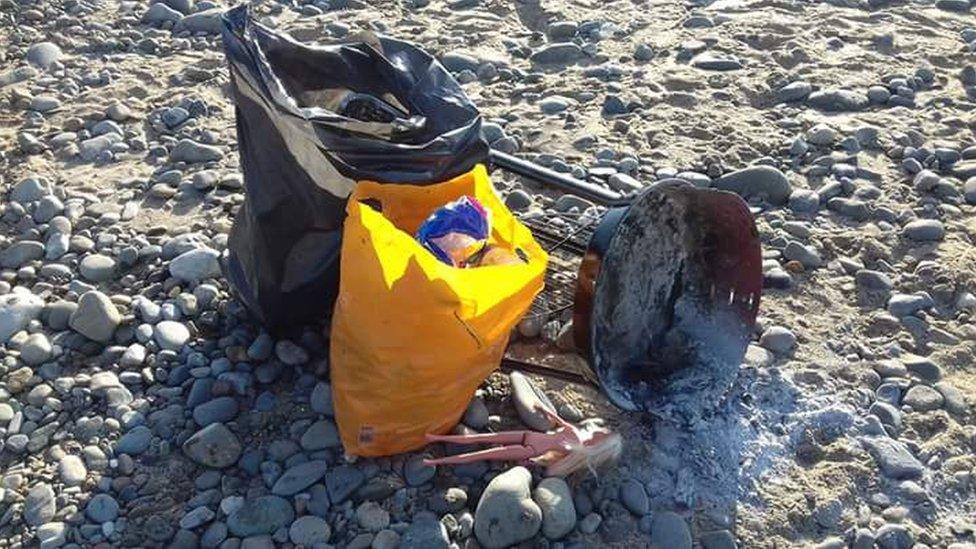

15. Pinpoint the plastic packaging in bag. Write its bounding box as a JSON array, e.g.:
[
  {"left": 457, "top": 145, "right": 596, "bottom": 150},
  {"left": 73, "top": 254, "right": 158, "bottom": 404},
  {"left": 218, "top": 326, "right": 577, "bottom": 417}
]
[{"left": 416, "top": 196, "right": 490, "bottom": 267}]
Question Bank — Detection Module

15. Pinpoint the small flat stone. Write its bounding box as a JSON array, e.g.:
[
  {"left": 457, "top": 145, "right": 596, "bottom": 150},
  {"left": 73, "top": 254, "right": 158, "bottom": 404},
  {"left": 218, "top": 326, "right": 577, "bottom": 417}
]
[
  {"left": 155, "top": 320, "right": 190, "bottom": 351},
  {"left": 355, "top": 501, "right": 391, "bottom": 532},
  {"left": 935, "top": 0, "right": 971, "bottom": 11},
  {"left": 902, "top": 355, "right": 942, "bottom": 382},
  {"left": 37, "top": 522, "right": 67, "bottom": 548},
  {"left": 310, "top": 382, "right": 334, "bottom": 415},
  {"left": 227, "top": 495, "right": 294, "bottom": 537},
  {"left": 26, "top": 42, "right": 62, "bottom": 68},
  {"left": 475, "top": 467, "right": 542, "bottom": 548},
  {"left": 783, "top": 241, "right": 821, "bottom": 268},
  {"left": 759, "top": 326, "right": 797, "bottom": 354},
  {"left": 24, "top": 484, "right": 56, "bottom": 526},
  {"left": 170, "top": 139, "right": 224, "bottom": 163},
  {"left": 807, "top": 89, "right": 869, "bottom": 112},
  {"left": 0, "top": 240, "right": 44, "bottom": 268},
  {"left": 59, "top": 455, "right": 87, "bottom": 486},
  {"left": 650, "top": 512, "right": 692, "bottom": 549},
  {"left": 902, "top": 385, "right": 944, "bottom": 411},
  {"left": 901, "top": 219, "right": 944, "bottom": 242},
  {"left": 170, "top": 247, "right": 221, "bottom": 283},
  {"left": 85, "top": 493, "right": 119, "bottom": 523},
  {"left": 509, "top": 371, "right": 557, "bottom": 431},
  {"left": 860, "top": 436, "right": 924, "bottom": 479},
  {"left": 275, "top": 340, "right": 308, "bottom": 365},
  {"left": 272, "top": 460, "right": 329, "bottom": 496},
  {"left": 530, "top": 43, "right": 583, "bottom": 64},
  {"left": 403, "top": 455, "right": 436, "bottom": 487},
  {"left": 619, "top": 479, "right": 649, "bottom": 515},
  {"left": 289, "top": 516, "right": 332, "bottom": 546},
  {"left": 193, "top": 397, "right": 239, "bottom": 426},
  {"left": 713, "top": 166, "right": 791, "bottom": 205},
  {"left": 875, "top": 523, "right": 913, "bottom": 549},
  {"left": 777, "top": 81, "right": 812, "bottom": 102},
  {"left": 1, "top": 289, "right": 44, "bottom": 343},
  {"left": 325, "top": 465, "right": 366, "bottom": 504},
  {"left": 182, "top": 423, "right": 242, "bottom": 468},
  {"left": 20, "top": 332, "right": 52, "bottom": 366},
  {"left": 400, "top": 511, "right": 450, "bottom": 549},
  {"left": 692, "top": 54, "right": 743, "bottom": 71},
  {"left": 533, "top": 477, "right": 576, "bottom": 540},
  {"left": 69, "top": 291, "right": 121, "bottom": 343},
  {"left": 300, "top": 419, "right": 340, "bottom": 450},
  {"left": 933, "top": 382, "right": 966, "bottom": 416},
  {"left": 116, "top": 425, "right": 152, "bottom": 455},
  {"left": 701, "top": 529, "right": 736, "bottom": 549}
]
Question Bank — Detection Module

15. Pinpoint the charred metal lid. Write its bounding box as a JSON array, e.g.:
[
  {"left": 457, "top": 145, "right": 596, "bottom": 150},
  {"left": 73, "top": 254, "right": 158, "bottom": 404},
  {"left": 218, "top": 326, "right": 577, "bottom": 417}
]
[{"left": 573, "top": 180, "right": 762, "bottom": 415}]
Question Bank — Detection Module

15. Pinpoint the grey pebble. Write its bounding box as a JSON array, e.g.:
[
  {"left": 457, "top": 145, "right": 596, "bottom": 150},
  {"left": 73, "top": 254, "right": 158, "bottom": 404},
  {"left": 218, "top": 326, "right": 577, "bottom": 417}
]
[
  {"left": 85, "top": 493, "right": 120, "bottom": 523},
  {"left": 271, "top": 460, "right": 328, "bottom": 496},
  {"left": 170, "top": 138, "right": 224, "bottom": 163},
  {"left": 533, "top": 477, "right": 576, "bottom": 539},
  {"left": 194, "top": 396, "right": 239, "bottom": 426},
  {"left": 783, "top": 241, "right": 821, "bottom": 268},
  {"left": 509, "top": 370, "right": 557, "bottom": 431},
  {"left": 300, "top": 419, "right": 340, "bottom": 450},
  {"left": 170, "top": 247, "right": 221, "bottom": 283},
  {"left": 0, "top": 240, "right": 44, "bottom": 268},
  {"left": 901, "top": 219, "right": 944, "bottom": 242},
  {"left": 69, "top": 291, "right": 121, "bottom": 343},
  {"left": 154, "top": 320, "right": 190, "bottom": 350},
  {"left": 713, "top": 166, "right": 791, "bottom": 205},
  {"left": 183, "top": 422, "right": 243, "bottom": 468},
  {"left": 289, "top": 515, "right": 331, "bottom": 545},
  {"left": 309, "top": 381, "right": 334, "bottom": 415},
  {"left": 692, "top": 54, "right": 743, "bottom": 71},
  {"left": 24, "top": 483, "right": 56, "bottom": 526},
  {"left": 462, "top": 396, "right": 489, "bottom": 429},
  {"left": 650, "top": 511, "right": 692, "bottom": 549},
  {"left": 475, "top": 467, "right": 541, "bottom": 548},
  {"left": 777, "top": 81, "right": 812, "bottom": 102},
  {"left": 530, "top": 43, "right": 583, "bottom": 64},
  {"left": 619, "top": 479, "right": 650, "bottom": 515},
  {"left": 860, "top": 436, "right": 924, "bottom": 479},
  {"left": 227, "top": 495, "right": 294, "bottom": 537},
  {"left": 403, "top": 454, "right": 436, "bottom": 486},
  {"left": 806, "top": 89, "right": 869, "bottom": 112},
  {"left": 116, "top": 425, "right": 152, "bottom": 455},
  {"left": 758, "top": 326, "right": 796, "bottom": 354},
  {"left": 902, "top": 385, "right": 944, "bottom": 411},
  {"left": 26, "top": 42, "right": 62, "bottom": 69},
  {"left": 399, "top": 511, "right": 450, "bottom": 549},
  {"left": 325, "top": 465, "right": 365, "bottom": 504},
  {"left": 59, "top": 454, "right": 87, "bottom": 486},
  {"left": 701, "top": 529, "right": 737, "bottom": 549},
  {"left": 20, "top": 332, "right": 52, "bottom": 365}
]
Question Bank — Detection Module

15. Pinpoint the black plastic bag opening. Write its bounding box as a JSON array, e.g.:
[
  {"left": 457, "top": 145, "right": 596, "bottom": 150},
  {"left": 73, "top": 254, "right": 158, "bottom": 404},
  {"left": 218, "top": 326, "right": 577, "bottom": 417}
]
[{"left": 220, "top": 5, "right": 488, "bottom": 332}]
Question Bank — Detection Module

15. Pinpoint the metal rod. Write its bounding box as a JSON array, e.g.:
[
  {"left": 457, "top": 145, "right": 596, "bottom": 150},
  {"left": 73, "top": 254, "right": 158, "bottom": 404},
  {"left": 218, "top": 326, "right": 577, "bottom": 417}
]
[
  {"left": 489, "top": 149, "right": 631, "bottom": 207},
  {"left": 500, "top": 357, "right": 599, "bottom": 387}
]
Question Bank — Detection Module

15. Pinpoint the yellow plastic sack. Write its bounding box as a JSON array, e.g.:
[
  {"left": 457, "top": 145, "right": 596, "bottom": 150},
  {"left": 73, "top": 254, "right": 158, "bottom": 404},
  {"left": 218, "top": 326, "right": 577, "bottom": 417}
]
[{"left": 331, "top": 164, "right": 548, "bottom": 456}]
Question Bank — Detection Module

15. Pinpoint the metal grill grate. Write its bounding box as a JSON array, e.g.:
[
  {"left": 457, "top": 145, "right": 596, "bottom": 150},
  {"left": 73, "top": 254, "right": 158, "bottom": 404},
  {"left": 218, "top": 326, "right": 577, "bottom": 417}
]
[{"left": 516, "top": 211, "right": 598, "bottom": 322}]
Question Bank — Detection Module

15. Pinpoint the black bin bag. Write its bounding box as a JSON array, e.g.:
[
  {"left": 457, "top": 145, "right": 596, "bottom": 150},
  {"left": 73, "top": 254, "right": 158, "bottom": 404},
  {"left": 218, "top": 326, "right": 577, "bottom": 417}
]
[{"left": 219, "top": 5, "right": 488, "bottom": 332}]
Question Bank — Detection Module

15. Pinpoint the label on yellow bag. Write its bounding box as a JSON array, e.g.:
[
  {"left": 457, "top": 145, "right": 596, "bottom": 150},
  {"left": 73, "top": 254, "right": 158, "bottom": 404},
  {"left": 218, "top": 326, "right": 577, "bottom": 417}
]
[{"left": 330, "top": 164, "right": 548, "bottom": 456}]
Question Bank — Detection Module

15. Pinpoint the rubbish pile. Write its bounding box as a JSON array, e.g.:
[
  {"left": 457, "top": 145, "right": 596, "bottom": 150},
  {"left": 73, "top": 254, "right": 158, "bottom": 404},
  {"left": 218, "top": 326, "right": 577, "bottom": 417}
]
[{"left": 220, "top": 4, "right": 762, "bottom": 469}]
